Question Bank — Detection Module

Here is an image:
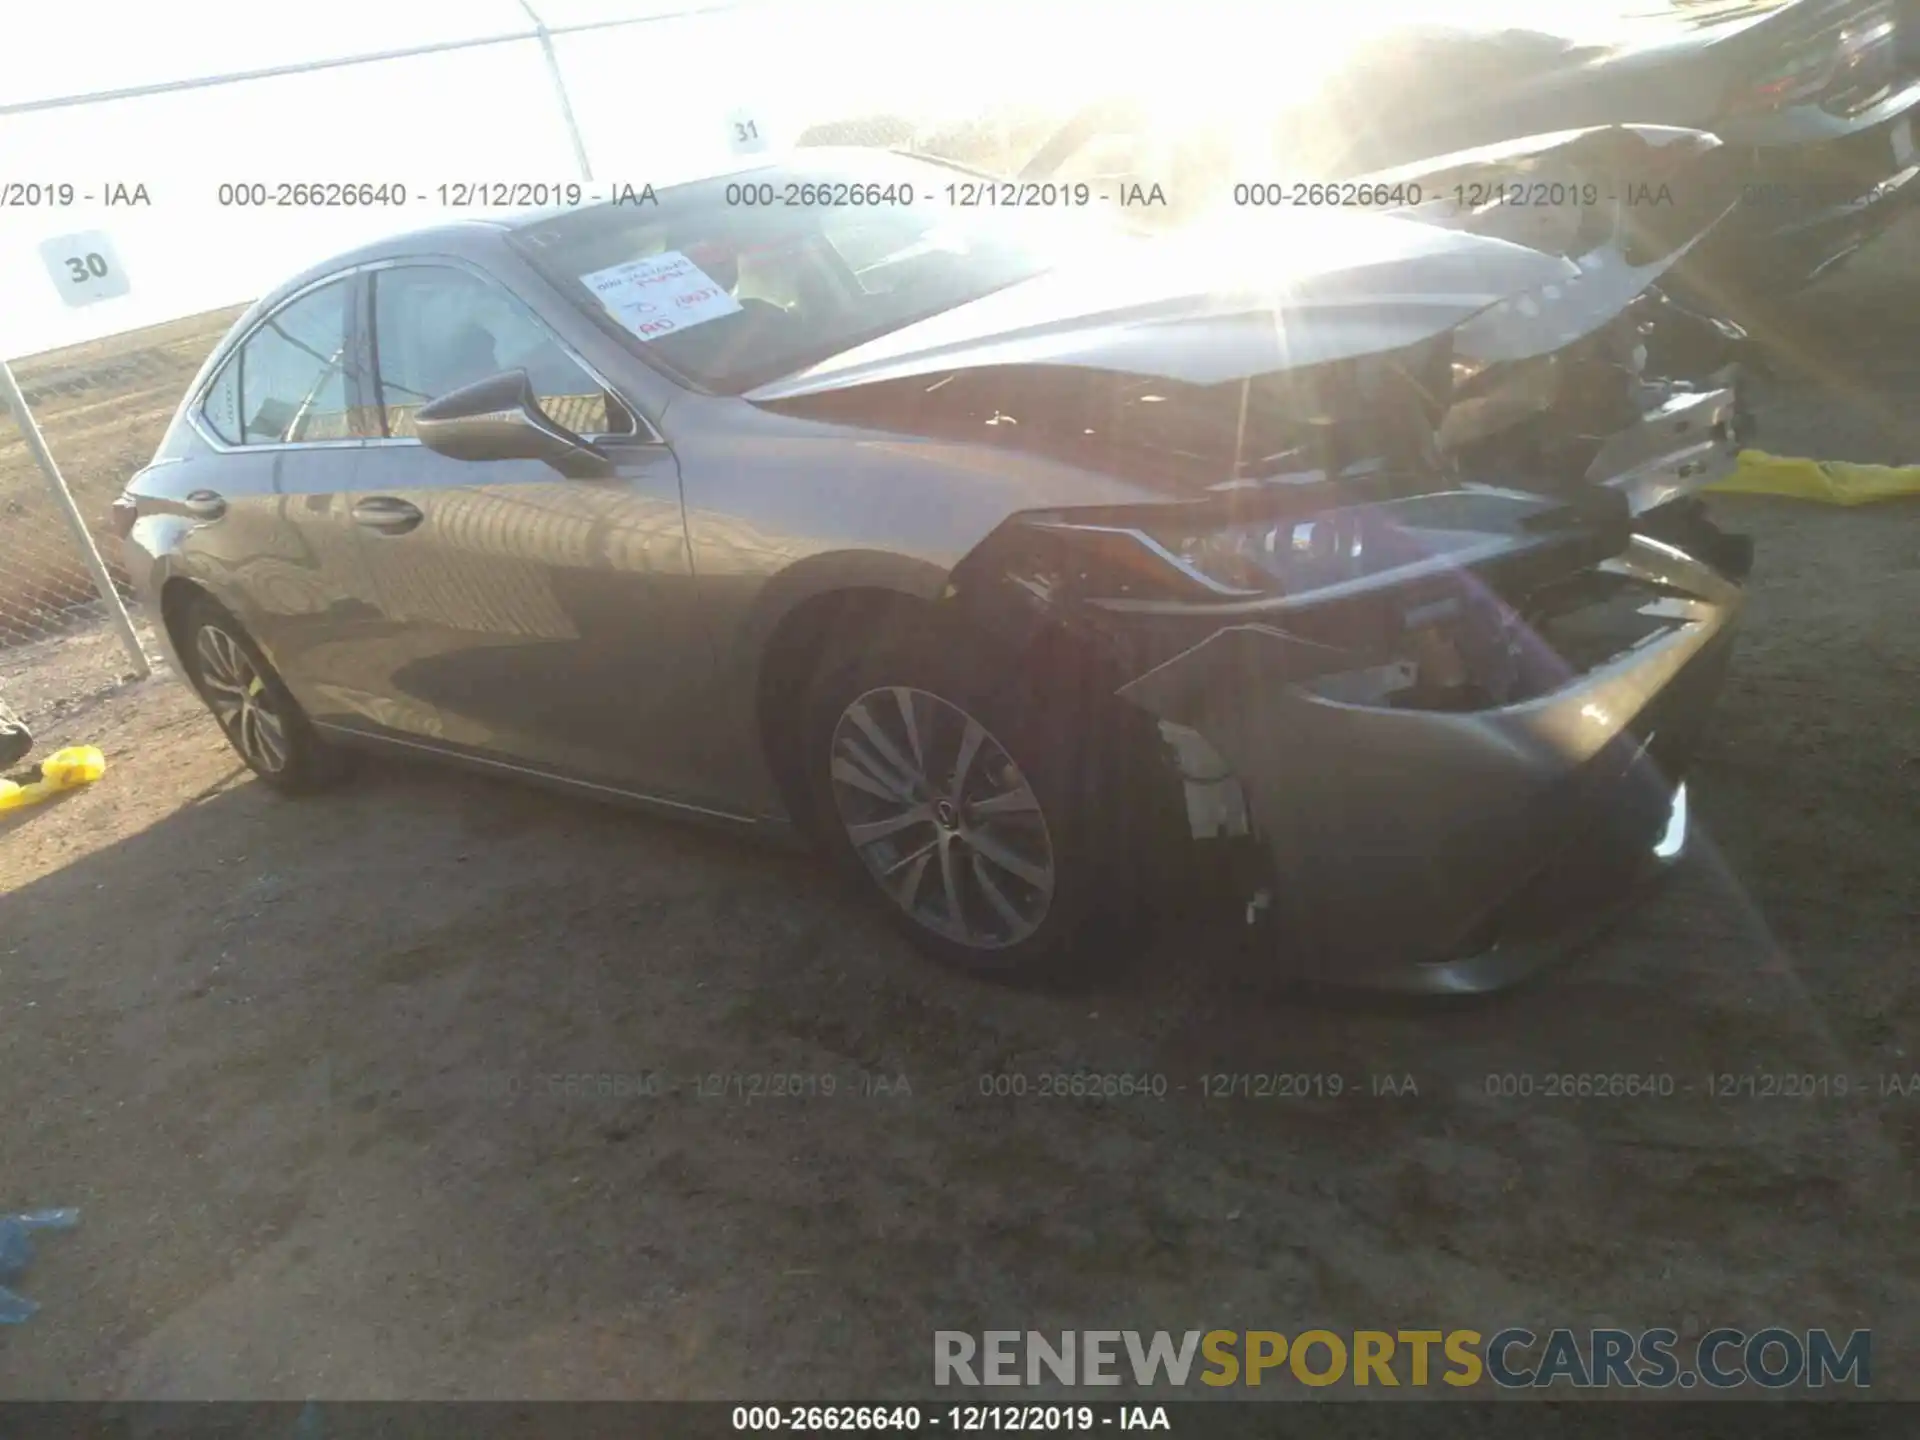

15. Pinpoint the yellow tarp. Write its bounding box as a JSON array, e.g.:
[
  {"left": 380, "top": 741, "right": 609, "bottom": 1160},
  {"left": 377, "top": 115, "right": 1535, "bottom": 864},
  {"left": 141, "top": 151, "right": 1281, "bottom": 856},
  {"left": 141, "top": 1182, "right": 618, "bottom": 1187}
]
[
  {"left": 1710, "top": 450, "right": 1920, "bottom": 506},
  {"left": 0, "top": 746, "right": 106, "bottom": 813}
]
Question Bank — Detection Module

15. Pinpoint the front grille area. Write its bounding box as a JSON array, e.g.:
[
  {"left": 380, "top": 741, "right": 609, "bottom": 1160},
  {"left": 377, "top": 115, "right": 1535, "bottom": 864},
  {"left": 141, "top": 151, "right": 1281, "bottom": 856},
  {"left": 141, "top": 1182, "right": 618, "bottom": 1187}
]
[{"left": 1525, "top": 571, "right": 1682, "bottom": 677}]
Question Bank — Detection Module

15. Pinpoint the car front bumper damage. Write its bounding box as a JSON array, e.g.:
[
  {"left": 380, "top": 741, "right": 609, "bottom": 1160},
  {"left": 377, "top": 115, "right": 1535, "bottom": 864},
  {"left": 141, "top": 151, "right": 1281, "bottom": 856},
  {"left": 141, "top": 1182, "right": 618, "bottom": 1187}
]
[
  {"left": 1585, "top": 380, "right": 1744, "bottom": 520},
  {"left": 1114, "top": 537, "right": 1742, "bottom": 992}
]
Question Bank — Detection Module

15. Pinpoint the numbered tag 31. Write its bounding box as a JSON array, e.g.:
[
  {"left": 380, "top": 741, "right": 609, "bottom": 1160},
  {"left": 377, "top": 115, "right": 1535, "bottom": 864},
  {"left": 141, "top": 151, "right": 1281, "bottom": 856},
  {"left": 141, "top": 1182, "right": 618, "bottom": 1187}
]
[{"left": 726, "top": 107, "right": 772, "bottom": 156}]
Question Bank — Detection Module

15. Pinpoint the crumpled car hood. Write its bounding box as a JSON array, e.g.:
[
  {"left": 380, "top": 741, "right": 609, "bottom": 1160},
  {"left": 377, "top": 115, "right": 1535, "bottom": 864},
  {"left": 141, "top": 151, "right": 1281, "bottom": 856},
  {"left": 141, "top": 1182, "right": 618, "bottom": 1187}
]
[{"left": 745, "top": 214, "right": 1576, "bottom": 401}]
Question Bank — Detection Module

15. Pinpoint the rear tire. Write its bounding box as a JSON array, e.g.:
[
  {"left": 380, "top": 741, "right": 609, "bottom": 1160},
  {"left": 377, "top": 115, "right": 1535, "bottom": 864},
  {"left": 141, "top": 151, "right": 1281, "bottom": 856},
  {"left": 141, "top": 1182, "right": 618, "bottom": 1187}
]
[
  {"left": 180, "top": 596, "right": 351, "bottom": 794},
  {"left": 800, "top": 616, "right": 1155, "bottom": 983}
]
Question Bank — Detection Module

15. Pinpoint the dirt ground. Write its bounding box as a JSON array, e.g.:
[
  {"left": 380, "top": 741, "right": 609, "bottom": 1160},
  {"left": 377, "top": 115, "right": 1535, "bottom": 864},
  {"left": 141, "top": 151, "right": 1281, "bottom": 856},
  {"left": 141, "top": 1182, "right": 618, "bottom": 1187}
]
[{"left": 1, "top": 220, "right": 1917, "bottom": 1401}]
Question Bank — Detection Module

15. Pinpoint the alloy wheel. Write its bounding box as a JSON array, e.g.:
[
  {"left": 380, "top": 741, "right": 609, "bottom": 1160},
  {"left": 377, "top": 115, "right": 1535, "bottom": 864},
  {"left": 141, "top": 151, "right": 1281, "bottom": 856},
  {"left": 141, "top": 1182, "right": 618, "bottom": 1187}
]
[
  {"left": 827, "top": 686, "right": 1056, "bottom": 950},
  {"left": 195, "top": 624, "right": 289, "bottom": 774}
]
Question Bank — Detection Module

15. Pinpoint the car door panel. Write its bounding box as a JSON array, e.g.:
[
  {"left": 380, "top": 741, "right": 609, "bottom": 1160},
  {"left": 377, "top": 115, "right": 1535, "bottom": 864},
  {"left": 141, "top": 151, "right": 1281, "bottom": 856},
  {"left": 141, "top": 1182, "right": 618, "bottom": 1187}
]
[
  {"left": 341, "top": 444, "right": 713, "bottom": 795},
  {"left": 197, "top": 450, "right": 379, "bottom": 725},
  {"left": 177, "top": 272, "right": 389, "bottom": 722},
  {"left": 332, "top": 261, "right": 718, "bottom": 803}
]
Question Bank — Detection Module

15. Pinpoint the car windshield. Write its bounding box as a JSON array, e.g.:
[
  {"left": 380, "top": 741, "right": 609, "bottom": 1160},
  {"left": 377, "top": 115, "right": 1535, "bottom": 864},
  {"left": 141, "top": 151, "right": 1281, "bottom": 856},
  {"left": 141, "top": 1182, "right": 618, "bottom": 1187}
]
[{"left": 509, "top": 151, "right": 1118, "bottom": 394}]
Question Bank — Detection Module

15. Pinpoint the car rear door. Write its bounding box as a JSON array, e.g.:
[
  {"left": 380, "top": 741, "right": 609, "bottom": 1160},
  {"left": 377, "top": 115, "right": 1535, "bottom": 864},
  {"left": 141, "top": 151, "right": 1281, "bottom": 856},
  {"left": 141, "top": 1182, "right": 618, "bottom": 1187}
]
[
  {"left": 177, "top": 271, "right": 389, "bottom": 726},
  {"left": 337, "top": 258, "right": 715, "bottom": 804}
]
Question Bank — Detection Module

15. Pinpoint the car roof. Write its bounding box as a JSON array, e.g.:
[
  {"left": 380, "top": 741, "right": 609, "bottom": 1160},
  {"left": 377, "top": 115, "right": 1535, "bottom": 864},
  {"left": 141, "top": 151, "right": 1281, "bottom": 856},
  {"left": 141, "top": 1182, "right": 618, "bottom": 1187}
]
[
  {"left": 254, "top": 147, "right": 916, "bottom": 293},
  {"left": 256, "top": 218, "right": 519, "bottom": 308},
  {"left": 504, "top": 145, "right": 948, "bottom": 228},
  {"left": 246, "top": 146, "right": 938, "bottom": 321}
]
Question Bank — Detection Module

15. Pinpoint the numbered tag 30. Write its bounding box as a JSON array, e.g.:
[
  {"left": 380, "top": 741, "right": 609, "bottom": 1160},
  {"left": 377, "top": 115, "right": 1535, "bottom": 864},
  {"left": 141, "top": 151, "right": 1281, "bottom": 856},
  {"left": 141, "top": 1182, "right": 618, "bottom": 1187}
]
[{"left": 39, "top": 231, "right": 130, "bottom": 306}]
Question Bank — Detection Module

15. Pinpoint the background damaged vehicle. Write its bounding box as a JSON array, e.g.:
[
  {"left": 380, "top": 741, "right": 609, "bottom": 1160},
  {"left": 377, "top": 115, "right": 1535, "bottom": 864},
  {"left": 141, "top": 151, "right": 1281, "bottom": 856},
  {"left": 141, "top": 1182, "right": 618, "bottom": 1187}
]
[
  {"left": 117, "top": 150, "right": 1743, "bottom": 992},
  {"left": 1024, "top": 0, "right": 1920, "bottom": 296}
]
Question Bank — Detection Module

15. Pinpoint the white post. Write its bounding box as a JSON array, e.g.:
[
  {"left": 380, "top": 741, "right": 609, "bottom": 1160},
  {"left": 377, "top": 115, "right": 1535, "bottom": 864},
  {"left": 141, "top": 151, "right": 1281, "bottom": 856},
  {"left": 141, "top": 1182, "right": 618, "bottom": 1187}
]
[
  {"left": 0, "top": 359, "right": 150, "bottom": 677},
  {"left": 519, "top": 0, "right": 595, "bottom": 182}
]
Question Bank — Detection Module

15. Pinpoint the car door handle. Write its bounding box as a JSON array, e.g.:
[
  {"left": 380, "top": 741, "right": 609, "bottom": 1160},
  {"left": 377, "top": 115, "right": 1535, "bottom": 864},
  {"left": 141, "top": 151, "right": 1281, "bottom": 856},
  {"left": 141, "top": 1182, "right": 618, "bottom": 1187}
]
[
  {"left": 182, "top": 489, "right": 227, "bottom": 521},
  {"left": 351, "top": 496, "right": 424, "bottom": 534}
]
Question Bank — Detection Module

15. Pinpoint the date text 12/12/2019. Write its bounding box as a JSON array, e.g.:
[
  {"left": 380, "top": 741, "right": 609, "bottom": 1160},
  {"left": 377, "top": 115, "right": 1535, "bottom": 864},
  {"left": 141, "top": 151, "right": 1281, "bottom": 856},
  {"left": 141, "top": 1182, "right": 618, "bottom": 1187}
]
[{"left": 730, "top": 1405, "right": 1171, "bottom": 1431}]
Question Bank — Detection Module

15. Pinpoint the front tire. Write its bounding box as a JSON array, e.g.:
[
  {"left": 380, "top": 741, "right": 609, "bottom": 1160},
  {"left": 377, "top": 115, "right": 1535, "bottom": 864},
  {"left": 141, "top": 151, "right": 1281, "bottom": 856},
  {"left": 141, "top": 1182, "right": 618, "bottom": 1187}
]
[
  {"left": 800, "top": 618, "right": 1149, "bottom": 982},
  {"left": 180, "top": 596, "right": 350, "bottom": 793}
]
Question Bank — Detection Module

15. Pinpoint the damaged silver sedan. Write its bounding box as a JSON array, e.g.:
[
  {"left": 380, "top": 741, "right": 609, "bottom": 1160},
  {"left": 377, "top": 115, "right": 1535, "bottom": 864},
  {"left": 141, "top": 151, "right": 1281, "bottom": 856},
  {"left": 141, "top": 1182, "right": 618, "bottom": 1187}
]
[{"left": 118, "top": 147, "right": 1745, "bottom": 990}]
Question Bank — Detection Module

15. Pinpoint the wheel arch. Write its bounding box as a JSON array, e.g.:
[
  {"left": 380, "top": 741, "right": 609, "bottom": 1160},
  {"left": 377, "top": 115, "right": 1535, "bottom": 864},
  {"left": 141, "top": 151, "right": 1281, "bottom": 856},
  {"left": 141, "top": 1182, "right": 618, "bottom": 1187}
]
[
  {"left": 159, "top": 574, "right": 218, "bottom": 672},
  {"left": 754, "top": 584, "right": 948, "bottom": 837}
]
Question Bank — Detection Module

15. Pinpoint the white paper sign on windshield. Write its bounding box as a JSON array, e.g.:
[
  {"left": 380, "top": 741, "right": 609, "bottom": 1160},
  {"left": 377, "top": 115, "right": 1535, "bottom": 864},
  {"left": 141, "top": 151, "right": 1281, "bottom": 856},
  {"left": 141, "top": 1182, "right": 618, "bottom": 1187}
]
[{"left": 580, "top": 250, "right": 741, "bottom": 342}]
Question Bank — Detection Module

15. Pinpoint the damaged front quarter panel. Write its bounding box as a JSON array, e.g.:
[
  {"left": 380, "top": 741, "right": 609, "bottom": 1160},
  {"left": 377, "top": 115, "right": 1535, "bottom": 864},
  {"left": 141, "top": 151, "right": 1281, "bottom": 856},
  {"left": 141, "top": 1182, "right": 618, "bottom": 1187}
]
[
  {"left": 1109, "top": 537, "right": 1741, "bottom": 987},
  {"left": 944, "top": 481, "right": 1741, "bottom": 989}
]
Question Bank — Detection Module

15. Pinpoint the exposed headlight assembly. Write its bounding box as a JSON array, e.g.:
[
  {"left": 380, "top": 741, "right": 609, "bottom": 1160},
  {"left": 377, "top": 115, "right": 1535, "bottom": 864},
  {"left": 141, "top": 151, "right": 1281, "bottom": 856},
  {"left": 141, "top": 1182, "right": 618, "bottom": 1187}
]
[
  {"left": 1027, "top": 487, "right": 1573, "bottom": 608},
  {"left": 953, "top": 484, "right": 1631, "bottom": 713}
]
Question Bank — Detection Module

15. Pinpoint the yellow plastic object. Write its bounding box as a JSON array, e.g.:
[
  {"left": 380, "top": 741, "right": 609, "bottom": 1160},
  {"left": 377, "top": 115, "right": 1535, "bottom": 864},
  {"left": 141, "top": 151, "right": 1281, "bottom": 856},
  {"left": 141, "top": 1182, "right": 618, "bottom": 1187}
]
[
  {"left": 1709, "top": 450, "right": 1920, "bottom": 506},
  {"left": 0, "top": 746, "right": 107, "bottom": 813}
]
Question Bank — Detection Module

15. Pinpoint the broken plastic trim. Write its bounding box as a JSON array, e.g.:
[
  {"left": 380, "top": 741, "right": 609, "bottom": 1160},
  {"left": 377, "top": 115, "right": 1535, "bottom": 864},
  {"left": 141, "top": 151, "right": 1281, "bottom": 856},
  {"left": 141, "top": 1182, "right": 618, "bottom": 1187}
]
[{"left": 1157, "top": 720, "right": 1252, "bottom": 841}]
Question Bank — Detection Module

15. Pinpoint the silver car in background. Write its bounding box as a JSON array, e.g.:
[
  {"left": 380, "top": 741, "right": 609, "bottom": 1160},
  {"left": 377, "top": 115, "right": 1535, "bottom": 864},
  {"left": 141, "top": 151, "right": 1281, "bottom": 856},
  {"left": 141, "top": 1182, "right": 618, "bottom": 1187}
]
[{"left": 118, "top": 149, "right": 1742, "bottom": 991}]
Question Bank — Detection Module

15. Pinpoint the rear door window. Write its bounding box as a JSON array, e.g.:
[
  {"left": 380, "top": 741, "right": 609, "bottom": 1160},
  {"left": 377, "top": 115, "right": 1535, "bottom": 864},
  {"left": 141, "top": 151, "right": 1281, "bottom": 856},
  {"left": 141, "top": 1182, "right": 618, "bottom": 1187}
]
[{"left": 201, "top": 277, "right": 370, "bottom": 445}]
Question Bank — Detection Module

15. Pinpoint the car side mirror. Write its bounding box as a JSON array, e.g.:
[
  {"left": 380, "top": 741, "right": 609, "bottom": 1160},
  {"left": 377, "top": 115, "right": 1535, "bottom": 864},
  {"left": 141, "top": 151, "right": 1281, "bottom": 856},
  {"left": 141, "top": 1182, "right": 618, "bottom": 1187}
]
[{"left": 414, "top": 370, "right": 615, "bottom": 479}]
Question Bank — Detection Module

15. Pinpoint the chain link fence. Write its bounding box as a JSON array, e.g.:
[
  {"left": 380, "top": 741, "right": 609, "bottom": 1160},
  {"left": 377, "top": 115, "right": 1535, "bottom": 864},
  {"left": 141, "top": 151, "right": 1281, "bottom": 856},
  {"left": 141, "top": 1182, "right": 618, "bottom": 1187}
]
[{"left": 0, "top": 308, "right": 244, "bottom": 721}]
